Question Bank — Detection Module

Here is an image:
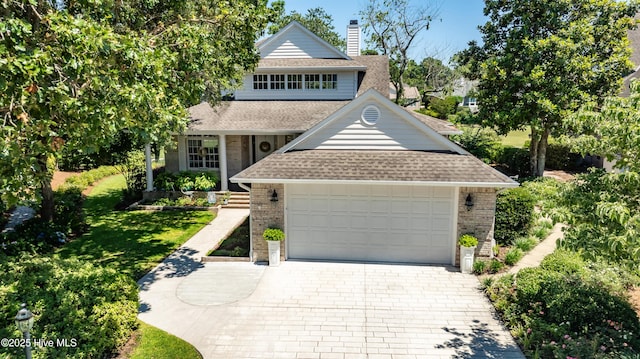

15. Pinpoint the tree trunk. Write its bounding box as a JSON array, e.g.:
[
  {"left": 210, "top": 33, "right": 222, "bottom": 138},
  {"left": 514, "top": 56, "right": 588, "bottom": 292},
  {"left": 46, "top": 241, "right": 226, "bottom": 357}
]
[
  {"left": 39, "top": 156, "right": 54, "bottom": 222},
  {"left": 528, "top": 127, "right": 550, "bottom": 177},
  {"left": 535, "top": 128, "right": 550, "bottom": 177},
  {"left": 529, "top": 127, "right": 539, "bottom": 177}
]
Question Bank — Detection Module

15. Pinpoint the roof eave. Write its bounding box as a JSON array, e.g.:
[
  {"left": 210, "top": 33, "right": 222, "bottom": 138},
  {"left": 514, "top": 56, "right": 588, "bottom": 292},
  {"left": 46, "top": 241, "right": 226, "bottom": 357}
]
[
  {"left": 256, "top": 66, "right": 367, "bottom": 72},
  {"left": 229, "top": 177, "right": 519, "bottom": 188}
]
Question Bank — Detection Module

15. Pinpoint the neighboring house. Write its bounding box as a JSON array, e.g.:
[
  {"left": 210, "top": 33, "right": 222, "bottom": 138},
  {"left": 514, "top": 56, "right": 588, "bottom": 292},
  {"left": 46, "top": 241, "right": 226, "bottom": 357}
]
[
  {"left": 452, "top": 78, "right": 478, "bottom": 112},
  {"left": 231, "top": 89, "right": 517, "bottom": 265},
  {"left": 389, "top": 83, "right": 421, "bottom": 108},
  {"left": 163, "top": 20, "right": 518, "bottom": 266}
]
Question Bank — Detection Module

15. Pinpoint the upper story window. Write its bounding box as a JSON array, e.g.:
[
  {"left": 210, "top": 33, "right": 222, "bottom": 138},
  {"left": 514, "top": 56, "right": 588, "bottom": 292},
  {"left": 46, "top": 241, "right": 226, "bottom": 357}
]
[
  {"left": 288, "top": 74, "right": 302, "bottom": 89},
  {"left": 270, "top": 74, "right": 286, "bottom": 90},
  {"left": 322, "top": 74, "right": 337, "bottom": 89},
  {"left": 253, "top": 74, "right": 268, "bottom": 90},
  {"left": 253, "top": 73, "right": 338, "bottom": 91},
  {"left": 305, "top": 74, "right": 321, "bottom": 90}
]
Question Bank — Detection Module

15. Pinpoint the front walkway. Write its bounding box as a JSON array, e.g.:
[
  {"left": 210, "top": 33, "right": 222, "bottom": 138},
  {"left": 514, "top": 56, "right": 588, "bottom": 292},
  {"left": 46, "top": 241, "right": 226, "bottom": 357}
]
[{"left": 507, "top": 223, "right": 564, "bottom": 274}]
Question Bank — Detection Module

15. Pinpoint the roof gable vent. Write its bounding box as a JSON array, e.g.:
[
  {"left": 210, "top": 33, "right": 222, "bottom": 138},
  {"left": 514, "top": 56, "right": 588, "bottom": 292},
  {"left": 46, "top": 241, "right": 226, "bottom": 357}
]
[{"left": 361, "top": 105, "right": 380, "bottom": 126}]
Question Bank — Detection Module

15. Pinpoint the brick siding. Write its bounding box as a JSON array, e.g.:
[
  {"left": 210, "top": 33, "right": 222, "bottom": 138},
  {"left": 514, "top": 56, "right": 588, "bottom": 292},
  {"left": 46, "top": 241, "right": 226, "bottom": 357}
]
[
  {"left": 456, "top": 187, "right": 498, "bottom": 266},
  {"left": 250, "top": 183, "right": 285, "bottom": 262}
]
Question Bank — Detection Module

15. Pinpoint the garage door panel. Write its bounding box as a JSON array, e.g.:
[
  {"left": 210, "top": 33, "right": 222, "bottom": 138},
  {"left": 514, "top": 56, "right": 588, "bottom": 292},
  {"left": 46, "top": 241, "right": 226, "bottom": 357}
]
[{"left": 287, "top": 184, "right": 454, "bottom": 264}]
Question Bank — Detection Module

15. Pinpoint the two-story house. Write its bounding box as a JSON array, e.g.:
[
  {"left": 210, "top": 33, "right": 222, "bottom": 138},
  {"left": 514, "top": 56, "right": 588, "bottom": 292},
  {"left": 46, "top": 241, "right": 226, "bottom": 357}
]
[{"left": 162, "top": 20, "right": 517, "bottom": 266}]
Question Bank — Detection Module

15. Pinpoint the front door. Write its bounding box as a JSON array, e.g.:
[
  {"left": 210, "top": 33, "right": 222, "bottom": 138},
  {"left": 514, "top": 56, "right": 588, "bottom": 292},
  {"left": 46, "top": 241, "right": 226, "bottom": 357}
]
[{"left": 254, "top": 135, "right": 275, "bottom": 162}]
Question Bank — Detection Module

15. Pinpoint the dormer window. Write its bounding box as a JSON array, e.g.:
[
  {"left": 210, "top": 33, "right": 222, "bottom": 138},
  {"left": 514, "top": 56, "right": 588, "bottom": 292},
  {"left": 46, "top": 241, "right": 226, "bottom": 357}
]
[
  {"left": 323, "top": 74, "right": 337, "bottom": 89},
  {"left": 288, "top": 74, "right": 302, "bottom": 89}
]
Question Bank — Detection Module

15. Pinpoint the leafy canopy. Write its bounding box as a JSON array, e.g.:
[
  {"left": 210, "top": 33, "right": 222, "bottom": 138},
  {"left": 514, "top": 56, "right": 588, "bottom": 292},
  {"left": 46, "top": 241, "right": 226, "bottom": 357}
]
[
  {"left": 0, "top": 0, "right": 274, "bottom": 207},
  {"left": 454, "top": 0, "right": 639, "bottom": 176},
  {"left": 569, "top": 80, "right": 640, "bottom": 172}
]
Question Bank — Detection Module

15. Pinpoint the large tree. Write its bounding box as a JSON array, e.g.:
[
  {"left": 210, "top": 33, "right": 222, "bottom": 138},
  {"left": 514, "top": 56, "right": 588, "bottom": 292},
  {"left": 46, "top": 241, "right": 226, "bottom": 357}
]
[
  {"left": 405, "top": 57, "right": 457, "bottom": 98},
  {"left": 1, "top": 0, "right": 274, "bottom": 220},
  {"left": 455, "top": 0, "right": 638, "bottom": 177},
  {"left": 360, "top": 0, "right": 440, "bottom": 104},
  {"left": 267, "top": 4, "right": 345, "bottom": 51}
]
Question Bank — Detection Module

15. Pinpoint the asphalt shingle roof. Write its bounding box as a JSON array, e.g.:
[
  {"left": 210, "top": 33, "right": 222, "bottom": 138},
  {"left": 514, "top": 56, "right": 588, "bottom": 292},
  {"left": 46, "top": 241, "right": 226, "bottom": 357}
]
[
  {"left": 231, "top": 150, "right": 517, "bottom": 186},
  {"left": 188, "top": 101, "right": 350, "bottom": 133}
]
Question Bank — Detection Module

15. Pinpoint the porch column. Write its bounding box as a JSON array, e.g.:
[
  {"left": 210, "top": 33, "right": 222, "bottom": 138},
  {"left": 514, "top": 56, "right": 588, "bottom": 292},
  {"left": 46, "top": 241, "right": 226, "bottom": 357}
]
[
  {"left": 219, "top": 134, "right": 228, "bottom": 191},
  {"left": 145, "top": 143, "right": 153, "bottom": 191}
]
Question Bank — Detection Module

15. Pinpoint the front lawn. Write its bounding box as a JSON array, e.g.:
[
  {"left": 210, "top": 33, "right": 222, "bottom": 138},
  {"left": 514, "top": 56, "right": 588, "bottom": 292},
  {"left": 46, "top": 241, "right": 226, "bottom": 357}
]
[
  {"left": 57, "top": 174, "right": 215, "bottom": 280},
  {"left": 58, "top": 175, "right": 214, "bottom": 280}
]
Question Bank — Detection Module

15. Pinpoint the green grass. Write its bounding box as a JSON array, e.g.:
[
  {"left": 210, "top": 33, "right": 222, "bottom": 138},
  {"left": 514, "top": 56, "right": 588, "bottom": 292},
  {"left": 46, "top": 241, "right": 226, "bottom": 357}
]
[
  {"left": 127, "top": 321, "right": 202, "bottom": 359},
  {"left": 57, "top": 174, "right": 214, "bottom": 280},
  {"left": 499, "top": 128, "right": 530, "bottom": 148}
]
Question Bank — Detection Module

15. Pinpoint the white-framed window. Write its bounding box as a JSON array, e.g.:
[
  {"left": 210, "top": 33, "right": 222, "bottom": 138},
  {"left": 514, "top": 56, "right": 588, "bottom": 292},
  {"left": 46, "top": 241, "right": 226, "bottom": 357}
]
[
  {"left": 467, "top": 97, "right": 477, "bottom": 106},
  {"left": 270, "top": 74, "right": 286, "bottom": 90},
  {"left": 322, "top": 74, "right": 337, "bottom": 89},
  {"left": 187, "top": 136, "right": 219, "bottom": 169},
  {"left": 287, "top": 74, "right": 302, "bottom": 89},
  {"left": 253, "top": 74, "right": 268, "bottom": 90},
  {"left": 305, "top": 74, "right": 321, "bottom": 90}
]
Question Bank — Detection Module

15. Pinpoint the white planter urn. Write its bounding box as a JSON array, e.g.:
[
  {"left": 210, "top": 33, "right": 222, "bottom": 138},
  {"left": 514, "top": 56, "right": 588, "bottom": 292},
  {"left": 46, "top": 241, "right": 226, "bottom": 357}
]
[
  {"left": 460, "top": 246, "right": 476, "bottom": 274},
  {"left": 267, "top": 241, "right": 281, "bottom": 267}
]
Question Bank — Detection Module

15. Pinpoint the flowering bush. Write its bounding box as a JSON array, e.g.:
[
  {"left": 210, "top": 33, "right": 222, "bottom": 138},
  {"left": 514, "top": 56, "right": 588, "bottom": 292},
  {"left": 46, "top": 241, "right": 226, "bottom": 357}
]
[{"left": 485, "top": 250, "right": 640, "bottom": 358}]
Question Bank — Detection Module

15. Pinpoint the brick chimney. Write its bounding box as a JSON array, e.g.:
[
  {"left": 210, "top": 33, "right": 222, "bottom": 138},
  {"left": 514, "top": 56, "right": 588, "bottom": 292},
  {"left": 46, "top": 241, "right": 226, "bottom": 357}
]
[{"left": 346, "top": 20, "right": 361, "bottom": 57}]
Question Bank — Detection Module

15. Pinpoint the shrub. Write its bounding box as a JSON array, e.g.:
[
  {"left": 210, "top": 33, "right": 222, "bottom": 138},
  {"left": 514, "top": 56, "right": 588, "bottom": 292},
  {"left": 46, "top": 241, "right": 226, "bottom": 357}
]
[
  {"left": 489, "top": 261, "right": 640, "bottom": 358},
  {"left": 473, "top": 260, "right": 488, "bottom": 274},
  {"left": 263, "top": 228, "right": 285, "bottom": 241},
  {"left": 513, "top": 236, "right": 538, "bottom": 252},
  {"left": 451, "top": 126, "right": 503, "bottom": 163},
  {"left": 504, "top": 248, "right": 524, "bottom": 266},
  {"left": 0, "top": 257, "right": 138, "bottom": 358},
  {"left": 545, "top": 143, "right": 582, "bottom": 170},
  {"left": 494, "top": 187, "right": 535, "bottom": 245},
  {"left": 59, "top": 166, "right": 119, "bottom": 191},
  {"left": 156, "top": 172, "right": 220, "bottom": 192},
  {"left": 540, "top": 249, "right": 587, "bottom": 276},
  {"left": 117, "top": 151, "right": 146, "bottom": 203},
  {"left": 0, "top": 218, "right": 67, "bottom": 256},
  {"left": 458, "top": 234, "right": 478, "bottom": 247},
  {"left": 53, "top": 186, "right": 86, "bottom": 235},
  {"left": 498, "top": 146, "right": 531, "bottom": 177},
  {"left": 488, "top": 259, "right": 504, "bottom": 273}
]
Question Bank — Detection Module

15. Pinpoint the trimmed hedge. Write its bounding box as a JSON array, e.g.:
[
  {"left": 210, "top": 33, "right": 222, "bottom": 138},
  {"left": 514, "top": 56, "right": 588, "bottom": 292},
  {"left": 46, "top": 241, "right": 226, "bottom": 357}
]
[
  {"left": 498, "top": 146, "right": 531, "bottom": 177},
  {"left": 494, "top": 187, "right": 535, "bottom": 245},
  {"left": 0, "top": 256, "right": 138, "bottom": 358}
]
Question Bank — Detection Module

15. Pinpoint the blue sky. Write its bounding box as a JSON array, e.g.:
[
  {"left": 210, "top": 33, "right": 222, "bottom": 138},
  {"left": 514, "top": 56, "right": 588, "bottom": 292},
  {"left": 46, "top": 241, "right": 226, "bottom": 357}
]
[{"left": 277, "top": 0, "right": 488, "bottom": 63}]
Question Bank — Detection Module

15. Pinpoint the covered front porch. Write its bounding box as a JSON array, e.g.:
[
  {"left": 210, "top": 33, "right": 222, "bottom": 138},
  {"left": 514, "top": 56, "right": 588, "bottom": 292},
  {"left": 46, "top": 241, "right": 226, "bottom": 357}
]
[{"left": 145, "top": 133, "right": 297, "bottom": 192}]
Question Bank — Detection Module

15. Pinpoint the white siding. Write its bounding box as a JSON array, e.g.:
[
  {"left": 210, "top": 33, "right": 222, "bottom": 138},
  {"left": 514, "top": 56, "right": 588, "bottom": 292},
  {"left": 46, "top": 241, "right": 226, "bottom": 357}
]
[
  {"left": 294, "top": 103, "right": 451, "bottom": 150},
  {"left": 261, "top": 31, "right": 343, "bottom": 59},
  {"left": 346, "top": 24, "right": 360, "bottom": 57},
  {"left": 235, "top": 72, "right": 356, "bottom": 100}
]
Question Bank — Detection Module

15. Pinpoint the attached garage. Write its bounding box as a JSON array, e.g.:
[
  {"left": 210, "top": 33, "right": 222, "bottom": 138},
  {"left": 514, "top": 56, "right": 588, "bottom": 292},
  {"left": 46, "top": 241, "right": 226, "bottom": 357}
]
[
  {"left": 286, "top": 183, "right": 456, "bottom": 264},
  {"left": 230, "top": 89, "right": 518, "bottom": 266}
]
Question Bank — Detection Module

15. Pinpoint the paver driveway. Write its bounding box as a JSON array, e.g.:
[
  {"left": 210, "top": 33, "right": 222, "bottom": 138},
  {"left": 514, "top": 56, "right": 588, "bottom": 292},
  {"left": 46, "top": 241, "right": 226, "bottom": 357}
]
[{"left": 139, "top": 261, "right": 524, "bottom": 359}]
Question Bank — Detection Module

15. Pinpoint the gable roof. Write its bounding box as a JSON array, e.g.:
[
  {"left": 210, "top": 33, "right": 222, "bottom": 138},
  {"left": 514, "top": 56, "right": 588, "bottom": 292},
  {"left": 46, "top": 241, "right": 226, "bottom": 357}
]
[
  {"left": 353, "top": 55, "right": 390, "bottom": 96},
  {"left": 258, "top": 21, "right": 349, "bottom": 60},
  {"left": 278, "top": 89, "right": 465, "bottom": 153}
]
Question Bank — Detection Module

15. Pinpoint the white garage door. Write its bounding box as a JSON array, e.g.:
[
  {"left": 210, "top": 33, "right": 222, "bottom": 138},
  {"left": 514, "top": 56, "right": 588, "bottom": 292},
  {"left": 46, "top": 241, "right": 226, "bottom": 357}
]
[{"left": 287, "top": 184, "right": 456, "bottom": 264}]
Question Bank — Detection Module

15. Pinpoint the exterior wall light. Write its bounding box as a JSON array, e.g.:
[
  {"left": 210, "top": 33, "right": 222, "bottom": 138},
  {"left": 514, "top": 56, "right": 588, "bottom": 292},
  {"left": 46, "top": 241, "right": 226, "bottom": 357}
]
[
  {"left": 465, "top": 194, "right": 474, "bottom": 211},
  {"left": 271, "top": 189, "right": 279, "bottom": 202}
]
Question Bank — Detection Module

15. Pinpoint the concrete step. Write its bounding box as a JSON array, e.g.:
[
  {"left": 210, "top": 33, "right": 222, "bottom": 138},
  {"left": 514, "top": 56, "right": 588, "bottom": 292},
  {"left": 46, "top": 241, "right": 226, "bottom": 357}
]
[{"left": 221, "top": 192, "right": 250, "bottom": 209}]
